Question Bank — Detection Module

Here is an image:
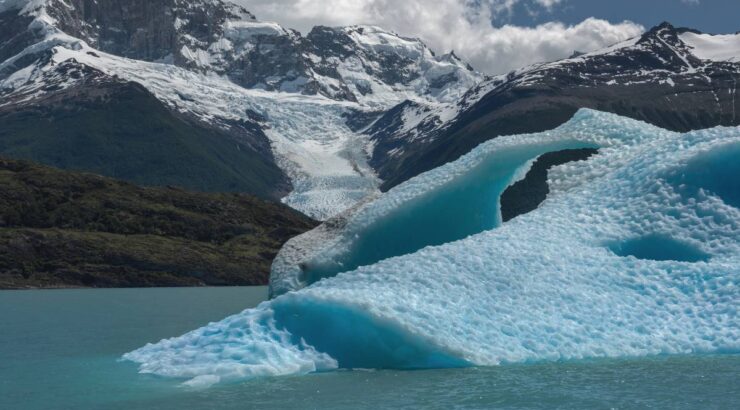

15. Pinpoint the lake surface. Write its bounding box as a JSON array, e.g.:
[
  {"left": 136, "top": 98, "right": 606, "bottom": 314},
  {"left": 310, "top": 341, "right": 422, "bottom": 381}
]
[{"left": 1, "top": 287, "right": 738, "bottom": 410}]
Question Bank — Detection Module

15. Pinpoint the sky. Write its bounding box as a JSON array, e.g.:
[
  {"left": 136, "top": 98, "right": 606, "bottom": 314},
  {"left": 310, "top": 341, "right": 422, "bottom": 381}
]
[{"left": 235, "top": 0, "right": 739, "bottom": 75}]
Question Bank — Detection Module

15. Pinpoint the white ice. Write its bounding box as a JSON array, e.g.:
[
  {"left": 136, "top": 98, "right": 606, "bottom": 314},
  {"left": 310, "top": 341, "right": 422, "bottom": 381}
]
[{"left": 680, "top": 31, "right": 740, "bottom": 63}]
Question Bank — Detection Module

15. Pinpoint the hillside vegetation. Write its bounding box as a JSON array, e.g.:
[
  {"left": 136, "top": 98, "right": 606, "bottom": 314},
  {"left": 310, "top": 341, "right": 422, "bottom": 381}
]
[{"left": 0, "top": 158, "right": 316, "bottom": 289}]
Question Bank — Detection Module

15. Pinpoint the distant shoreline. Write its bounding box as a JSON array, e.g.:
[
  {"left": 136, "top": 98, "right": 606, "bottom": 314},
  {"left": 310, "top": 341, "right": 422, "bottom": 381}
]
[{"left": 0, "top": 284, "right": 269, "bottom": 291}]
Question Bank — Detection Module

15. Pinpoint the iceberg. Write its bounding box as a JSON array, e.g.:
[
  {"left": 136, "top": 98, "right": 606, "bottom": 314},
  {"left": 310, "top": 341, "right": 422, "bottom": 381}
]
[{"left": 124, "top": 109, "right": 740, "bottom": 384}]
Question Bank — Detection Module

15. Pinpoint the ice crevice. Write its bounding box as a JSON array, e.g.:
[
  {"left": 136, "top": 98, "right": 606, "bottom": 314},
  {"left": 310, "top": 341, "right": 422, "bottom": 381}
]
[
  {"left": 124, "top": 109, "right": 740, "bottom": 385},
  {"left": 608, "top": 234, "right": 711, "bottom": 263}
]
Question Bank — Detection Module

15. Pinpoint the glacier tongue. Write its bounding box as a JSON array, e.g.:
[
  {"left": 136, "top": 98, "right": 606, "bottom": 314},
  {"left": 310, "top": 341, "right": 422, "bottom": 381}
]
[
  {"left": 259, "top": 98, "right": 381, "bottom": 220},
  {"left": 124, "top": 110, "right": 740, "bottom": 384}
]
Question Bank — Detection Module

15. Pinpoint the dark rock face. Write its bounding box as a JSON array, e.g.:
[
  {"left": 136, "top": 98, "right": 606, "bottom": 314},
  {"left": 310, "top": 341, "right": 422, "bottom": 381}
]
[
  {"left": 368, "top": 23, "right": 740, "bottom": 191},
  {"left": 500, "top": 148, "right": 599, "bottom": 222},
  {"left": 46, "top": 0, "right": 255, "bottom": 63},
  {"left": 0, "top": 157, "right": 317, "bottom": 289},
  {"left": 0, "top": 9, "right": 50, "bottom": 80},
  {"left": 0, "top": 9, "right": 37, "bottom": 64},
  {"left": 228, "top": 29, "right": 316, "bottom": 91}
]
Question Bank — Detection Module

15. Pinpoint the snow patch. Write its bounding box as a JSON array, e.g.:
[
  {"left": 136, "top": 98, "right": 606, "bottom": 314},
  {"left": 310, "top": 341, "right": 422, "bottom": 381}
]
[
  {"left": 680, "top": 32, "right": 740, "bottom": 63},
  {"left": 223, "top": 20, "right": 288, "bottom": 41}
]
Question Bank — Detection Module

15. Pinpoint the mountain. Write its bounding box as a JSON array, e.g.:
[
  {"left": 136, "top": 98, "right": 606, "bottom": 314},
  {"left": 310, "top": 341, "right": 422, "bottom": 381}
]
[
  {"left": 0, "top": 156, "right": 317, "bottom": 289},
  {"left": 2, "top": 0, "right": 480, "bottom": 102},
  {"left": 364, "top": 22, "right": 740, "bottom": 189},
  {"left": 2, "top": 1, "right": 739, "bottom": 221},
  {"left": 0, "top": 0, "right": 292, "bottom": 200},
  {"left": 0, "top": 0, "right": 482, "bottom": 218}
]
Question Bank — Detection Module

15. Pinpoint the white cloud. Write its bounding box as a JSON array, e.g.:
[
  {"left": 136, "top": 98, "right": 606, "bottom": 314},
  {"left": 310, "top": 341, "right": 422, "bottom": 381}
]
[
  {"left": 234, "top": 0, "right": 644, "bottom": 74},
  {"left": 533, "top": 0, "right": 564, "bottom": 10}
]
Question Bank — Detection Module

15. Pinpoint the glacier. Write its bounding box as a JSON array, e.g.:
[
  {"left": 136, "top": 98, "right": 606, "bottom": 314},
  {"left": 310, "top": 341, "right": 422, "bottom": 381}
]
[
  {"left": 124, "top": 110, "right": 739, "bottom": 385},
  {"left": 0, "top": 0, "right": 484, "bottom": 220},
  {"left": 0, "top": 35, "right": 382, "bottom": 220}
]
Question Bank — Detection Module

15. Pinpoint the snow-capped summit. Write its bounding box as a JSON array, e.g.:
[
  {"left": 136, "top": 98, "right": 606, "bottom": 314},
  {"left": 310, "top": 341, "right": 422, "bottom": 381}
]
[{"left": 0, "top": 0, "right": 481, "bottom": 105}]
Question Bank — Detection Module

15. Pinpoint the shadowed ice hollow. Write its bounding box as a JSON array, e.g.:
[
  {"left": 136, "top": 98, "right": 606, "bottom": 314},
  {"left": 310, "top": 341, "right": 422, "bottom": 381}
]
[{"left": 124, "top": 109, "right": 739, "bottom": 385}]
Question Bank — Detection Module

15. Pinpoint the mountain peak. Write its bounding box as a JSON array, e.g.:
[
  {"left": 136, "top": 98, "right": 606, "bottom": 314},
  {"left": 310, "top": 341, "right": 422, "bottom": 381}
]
[
  {"left": 650, "top": 21, "right": 702, "bottom": 36},
  {"left": 303, "top": 22, "right": 483, "bottom": 104},
  {"left": 568, "top": 50, "right": 586, "bottom": 59},
  {"left": 637, "top": 21, "right": 698, "bottom": 61},
  {"left": 640, "top": 21, "right": 703, "bottom": 45},
  {"left": 641, "top": 21, "right": 680, "bottom": 41},
  {"left": 654, "top": 21, "right": 676, "bottom": 30}
]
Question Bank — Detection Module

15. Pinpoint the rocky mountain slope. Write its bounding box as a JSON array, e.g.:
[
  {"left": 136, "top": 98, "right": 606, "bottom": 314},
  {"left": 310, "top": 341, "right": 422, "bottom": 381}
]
[
  {"left": 0, "top": 0, "right": 482, "bottom": 219},
  {"left": 5, "top": 0, "right": 480, "bottom": 103},
  {"left": 0, "top": 61, "right": 290, "bottom": 198},
  {"left": 0, "top": 157, "right": 316, "bottom": 289},
  {"left": 365, "top": 23, "right": 740, "bottom": 189}
]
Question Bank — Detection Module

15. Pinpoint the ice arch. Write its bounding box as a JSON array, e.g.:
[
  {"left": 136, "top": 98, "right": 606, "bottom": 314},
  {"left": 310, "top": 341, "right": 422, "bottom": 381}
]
[
  {"left": 608, "top": 234, "right": 711, "bottom": 262},
  {"left": 271, "top": 141, "right": 600, "bottom": 297},
  {"left": 125, "top": 110, "right": 740, "bottom": 385},
  {"left": 500, "top": 148, "right": 598, "bottom": 222}
]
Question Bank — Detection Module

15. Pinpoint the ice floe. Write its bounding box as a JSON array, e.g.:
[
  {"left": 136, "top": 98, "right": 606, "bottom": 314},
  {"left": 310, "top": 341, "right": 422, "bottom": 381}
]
[{"left": 125, "top": 109, "right": 739, "bottom": 384}]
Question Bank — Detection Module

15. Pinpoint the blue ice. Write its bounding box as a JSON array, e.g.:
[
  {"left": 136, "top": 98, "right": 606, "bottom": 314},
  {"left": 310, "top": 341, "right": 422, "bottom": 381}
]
[{"left": 124, "top": 110, "right": 740, "bottom": 384}]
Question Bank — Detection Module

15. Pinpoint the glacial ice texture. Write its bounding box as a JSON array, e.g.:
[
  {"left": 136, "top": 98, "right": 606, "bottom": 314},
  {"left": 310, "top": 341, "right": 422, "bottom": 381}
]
[{"left": 125, "top": 110, "right": 740, "bottom": 384}]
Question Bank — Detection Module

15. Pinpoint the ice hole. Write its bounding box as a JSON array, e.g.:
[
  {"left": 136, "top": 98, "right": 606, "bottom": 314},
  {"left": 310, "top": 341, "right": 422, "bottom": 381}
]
[
  {"left": 609, "top": 234, "right": 710, "bottom": 262},
  {"left": 671, "top": 142, "right": 740, "bottom": 208}
]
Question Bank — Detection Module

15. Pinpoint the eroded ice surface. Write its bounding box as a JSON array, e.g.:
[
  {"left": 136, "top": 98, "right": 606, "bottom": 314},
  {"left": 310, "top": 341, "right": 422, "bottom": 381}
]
[{"left": 124, "top": 110, "right": 740, "bottom": 384}]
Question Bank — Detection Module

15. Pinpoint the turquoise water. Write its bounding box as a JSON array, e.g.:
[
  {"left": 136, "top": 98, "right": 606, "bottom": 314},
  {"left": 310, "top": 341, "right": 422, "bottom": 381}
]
[{"left": 1, "top": 288, "right": 738, "bottom": 410}]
